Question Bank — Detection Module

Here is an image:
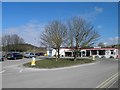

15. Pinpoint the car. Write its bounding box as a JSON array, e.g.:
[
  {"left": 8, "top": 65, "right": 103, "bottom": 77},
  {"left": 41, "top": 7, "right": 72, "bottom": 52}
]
[
  {"left": 35, "top": 52, "right": 45, "bottom": 56},
  {"left": 24, "top": 52, "right": 36, "bottom": 58},
  {"left": 0, "top": 56, "right": 4, "bottom": 61},
  {"left": 6, "top": 52, "right": 23, "bottom": 60},
  {"left": 0, "top": 52, "right": 4, "bottom": 61}
]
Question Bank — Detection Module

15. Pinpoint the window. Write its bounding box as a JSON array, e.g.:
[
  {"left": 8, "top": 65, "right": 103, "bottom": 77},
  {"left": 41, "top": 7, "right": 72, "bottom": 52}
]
[
  {"left": 99, "top": 50, "right": 105, "bottom": 55},
  {"left": 49, "top": 50, "right": 52, "bottom": 56},
  {"left": 91, "top": 50, "right": 97, "bottom": 55},
  {"left": 111, "top": 50, "right": 114, "bottom": 55}
]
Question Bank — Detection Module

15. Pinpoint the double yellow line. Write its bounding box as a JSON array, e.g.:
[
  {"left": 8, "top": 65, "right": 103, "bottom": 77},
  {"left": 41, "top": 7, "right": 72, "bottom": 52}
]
[{"left": 95, "top": 72, "right": 118, "bottom": 89}]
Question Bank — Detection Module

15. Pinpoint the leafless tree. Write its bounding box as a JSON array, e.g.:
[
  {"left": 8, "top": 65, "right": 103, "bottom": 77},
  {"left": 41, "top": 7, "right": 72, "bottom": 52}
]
[
  {"left": 2, "top": 34, "right": 25, "bottom": 51},
  {"left": 2, "top": 35, "right": 11, "bottom": 51},
  {"left": 40, "top": 20, "right": 67, "bottom": 61},
  {"left": 68, "top": 17, "right": 100, "bottom": 61},
  {"left": 10, "top": 34, "right": 24, "bottom": 45}
]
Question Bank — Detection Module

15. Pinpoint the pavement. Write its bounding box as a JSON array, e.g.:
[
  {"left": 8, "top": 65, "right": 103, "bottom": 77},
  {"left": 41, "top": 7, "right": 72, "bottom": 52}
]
[{"left": 1, "top": 58, "right": 119, "bottom": 88}]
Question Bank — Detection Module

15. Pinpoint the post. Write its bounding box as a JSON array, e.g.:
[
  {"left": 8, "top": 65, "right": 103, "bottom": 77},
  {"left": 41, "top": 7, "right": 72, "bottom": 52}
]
[
  {"left": 31, "top": 57, "right": 36, "bottom": 66},
  {"left": 92, "top": 55, "right": 95, "bottom": 60},
  {"left": 34, "top": 38, "right": 36, "bottom": 56}
]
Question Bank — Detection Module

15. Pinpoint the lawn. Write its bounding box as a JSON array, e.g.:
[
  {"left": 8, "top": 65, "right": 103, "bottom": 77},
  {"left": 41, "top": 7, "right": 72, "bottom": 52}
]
[{"left": 23, "top": 58, "right": 94, "bottom": 69}]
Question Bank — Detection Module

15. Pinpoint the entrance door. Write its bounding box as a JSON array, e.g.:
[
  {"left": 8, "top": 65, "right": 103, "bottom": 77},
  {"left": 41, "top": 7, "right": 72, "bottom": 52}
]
[
  {"left": 49, "top": 50, "right": 52, "bottom": 56},
  {"left": 86, "top": 50, "right": 90, "bottom": 56}
]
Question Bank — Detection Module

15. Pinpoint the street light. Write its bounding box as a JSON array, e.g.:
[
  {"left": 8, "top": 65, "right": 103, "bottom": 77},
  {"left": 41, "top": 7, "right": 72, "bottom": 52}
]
[{"left": 34, "top": 38, "right": 36, "bottom": 56}]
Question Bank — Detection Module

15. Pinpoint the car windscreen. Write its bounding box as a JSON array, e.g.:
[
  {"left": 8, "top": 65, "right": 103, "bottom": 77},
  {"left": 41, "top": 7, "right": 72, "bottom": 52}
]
[
  {"left": 14, "top": 53, "right": 21, "bottom": 55},
  {"left": 30, "top": 53, "right": 34, "bottom": 55}
]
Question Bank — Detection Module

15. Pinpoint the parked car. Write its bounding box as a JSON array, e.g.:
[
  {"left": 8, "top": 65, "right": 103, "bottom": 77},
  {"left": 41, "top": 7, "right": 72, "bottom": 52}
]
[
  {"left": 6, "top": 52, "right": 23, "bottom": 60},
  {"left": 0, "top": 52, "right": 4, "bottom": 61},
  {"left": 0, "top": 56, "right": 4, "bottom": 61},
  {"left": 24, "top": 52, "right": 36, "bottom": 58},
  {"left": 35, "top": 52, "right": 45, "bottom": 56}
]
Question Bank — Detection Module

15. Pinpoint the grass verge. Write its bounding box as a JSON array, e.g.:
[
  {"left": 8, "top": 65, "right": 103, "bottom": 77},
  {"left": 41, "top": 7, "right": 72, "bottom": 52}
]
[{"left": 23, "top": 58, "right": 94, "bottom": 69}]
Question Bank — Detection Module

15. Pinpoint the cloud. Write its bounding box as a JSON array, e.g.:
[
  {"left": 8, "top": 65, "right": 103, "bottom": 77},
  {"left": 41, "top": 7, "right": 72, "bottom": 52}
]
[
  {"left": 109, "top": 37, "right": 119, "bottom": 42},
  {"left": 3, "top": 20, "right": 45, "bottom": 46},
  {"left": 79, "top": 6, "right": 103, "bottom": 22},
  {"left": 94, "top": 7, "right": 103, "bottom": 13},
  {"left": 97, "top": 36, "right": 119, "bottom": 46},
  {"left": 105, "top": 36, "right": 119, "bottom": 45}
]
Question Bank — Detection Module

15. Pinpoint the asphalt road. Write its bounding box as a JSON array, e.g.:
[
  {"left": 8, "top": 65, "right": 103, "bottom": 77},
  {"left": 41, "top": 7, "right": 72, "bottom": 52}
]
[{"left": 1, "top": 58, "right": 119, "bottom": 88}]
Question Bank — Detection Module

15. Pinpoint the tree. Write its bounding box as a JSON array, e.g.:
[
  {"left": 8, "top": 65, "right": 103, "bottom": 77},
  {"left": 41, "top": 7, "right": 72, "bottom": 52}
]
[
  {"left": 2, "top": 35, "right": 11, "bottom": 51},
  {"left": 67, "top": 17, "right": 100, "bottom": 61},
  {"left": 40, "top": 20, "right": 67, "bottom": 61},
  {"left": 2, "top": 34, "right": 25, "bottom": 52}
]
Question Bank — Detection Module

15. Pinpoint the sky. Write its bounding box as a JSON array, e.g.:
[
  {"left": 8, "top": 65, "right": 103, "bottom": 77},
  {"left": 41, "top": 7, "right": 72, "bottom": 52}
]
[{"left": 2, "top": 2, "right": 118, "bottom": 47}]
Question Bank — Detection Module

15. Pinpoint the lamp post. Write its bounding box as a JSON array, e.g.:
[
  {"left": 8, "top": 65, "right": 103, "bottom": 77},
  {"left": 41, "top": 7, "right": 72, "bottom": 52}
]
[{"left": 34, "top": 38, "right": 36, "bottom": 56}]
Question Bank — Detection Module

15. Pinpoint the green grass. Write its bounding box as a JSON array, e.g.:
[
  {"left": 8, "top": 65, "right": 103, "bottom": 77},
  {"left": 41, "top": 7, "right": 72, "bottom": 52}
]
[{"left": 23, "top": 58, "right": 94, "bottom": 69}]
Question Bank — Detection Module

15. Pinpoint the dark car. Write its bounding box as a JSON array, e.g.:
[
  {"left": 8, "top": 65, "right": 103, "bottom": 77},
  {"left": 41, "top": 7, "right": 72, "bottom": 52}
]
[
  {"left": 6, "top": 52, "right": 23, "bottom": 60},
  {"left": 35, "top": 52, "right": 45, "bottom": 56},
  {"left": 0, "top": 56, "right": 4, "bottom": 61},
  {"left": 0, "top": 52, "right": 4, "bottom": 61}
]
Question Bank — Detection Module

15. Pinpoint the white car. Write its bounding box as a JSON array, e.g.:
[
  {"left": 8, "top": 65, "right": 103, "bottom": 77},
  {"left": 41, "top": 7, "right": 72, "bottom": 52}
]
[{"left": 24, "top": 52, "right": 36, "bottom": 58}]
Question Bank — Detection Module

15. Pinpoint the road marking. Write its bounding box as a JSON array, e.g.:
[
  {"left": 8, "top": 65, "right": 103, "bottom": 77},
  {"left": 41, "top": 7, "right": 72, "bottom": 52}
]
[
  {"left": 96, "top": 73, "right": 118, "bottom": 88},
  {"left": 19, "top": 69, "right": 23, "bottom": 73},
  {"left": 108, "top": 79, "right": 118, "bottom": 88},
  {"left": 0, "top": 70, "right": 6, "bottom": 74},
  {"left": 100, "top": 73, "right": 118, "bottom": 88}
]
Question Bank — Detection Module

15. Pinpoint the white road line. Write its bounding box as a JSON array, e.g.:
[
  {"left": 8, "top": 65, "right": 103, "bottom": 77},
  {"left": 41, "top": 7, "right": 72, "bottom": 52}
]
[
  {"left": 96, "top": 73, "right": 118, "bottom": 88},
  {"left": 100, "top": 74, "right": 118, "bottom": 88},
  {"left": 0, "top": 70, "right": 6, "bottom": 74},
  {"left": 108, "top": 79, "right": 118, "bottom": 88}
]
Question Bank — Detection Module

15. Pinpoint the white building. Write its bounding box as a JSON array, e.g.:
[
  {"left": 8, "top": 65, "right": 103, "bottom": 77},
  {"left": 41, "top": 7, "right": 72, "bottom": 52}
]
[{"left": 47, "top": 47, "right": 119, "bottom": 58}]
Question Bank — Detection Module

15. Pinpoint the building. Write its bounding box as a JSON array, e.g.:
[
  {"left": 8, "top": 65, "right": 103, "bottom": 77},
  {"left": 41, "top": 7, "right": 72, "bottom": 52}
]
[{"left": 47, "top": 47, "right": 119, "bottom": 58}]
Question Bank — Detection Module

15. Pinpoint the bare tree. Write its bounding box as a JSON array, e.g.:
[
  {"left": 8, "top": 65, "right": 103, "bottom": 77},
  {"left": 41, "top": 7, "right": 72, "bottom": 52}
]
[
  {"left": 68, "top": 17, "right": 100, "bottom": 61},
  {"left": 40, "top": 20, "right": 67, "bottom": 61},
  {"left": 10, "top": 34, "right": 24, "bottom": 45},
  {"left": 2, "top": 35, "right": 11, "bottom": 51},
  {"left": 2, "top": 34, "right": 25, "bottom": 51}
]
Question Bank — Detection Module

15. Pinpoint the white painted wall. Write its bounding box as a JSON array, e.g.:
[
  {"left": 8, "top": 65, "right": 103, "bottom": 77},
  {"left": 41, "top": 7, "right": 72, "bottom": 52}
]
[{"left": 47, "top": 48, "right": 118, "bottom": 58}]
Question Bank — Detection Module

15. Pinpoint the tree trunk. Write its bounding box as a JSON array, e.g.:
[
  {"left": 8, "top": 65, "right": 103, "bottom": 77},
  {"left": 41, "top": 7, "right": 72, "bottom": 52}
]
[
  {"left": 74, "top": 35, "right": 79, "bottom": 61},
  {"left": 58, "top": 48, "right": 60, "bottom": 60},
  {"left": 55, "top": 49, "right": 58, "bottom": 61},
  {"left": 74, "top": 51, "right": 77, "bottom": 61}
]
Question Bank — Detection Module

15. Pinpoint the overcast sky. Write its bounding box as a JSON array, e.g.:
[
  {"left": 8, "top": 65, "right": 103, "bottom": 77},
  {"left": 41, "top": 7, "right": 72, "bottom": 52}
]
[{"left": 2, "top": 2, "right": 118, "bottom": 46}]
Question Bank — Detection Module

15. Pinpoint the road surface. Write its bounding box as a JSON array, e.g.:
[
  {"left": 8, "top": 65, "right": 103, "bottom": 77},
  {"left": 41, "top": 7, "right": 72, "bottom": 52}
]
[{"left": 1, "top": 58, "right": 119, "bottom": 88}]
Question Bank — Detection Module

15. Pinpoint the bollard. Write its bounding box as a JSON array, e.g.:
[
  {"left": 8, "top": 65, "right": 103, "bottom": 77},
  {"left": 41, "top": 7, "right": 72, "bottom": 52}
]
[
  {"left": 31, "top": 57, "right": 36, "bottom": 66},
  {"left": 92, "top": 55, "right": 95, "bottom": 60},
  {"left": 44, "top": 53, "right": 47, "bottom": 56},
  {"left": 44, "top": 54, "right": 46, "bottom": 56}
]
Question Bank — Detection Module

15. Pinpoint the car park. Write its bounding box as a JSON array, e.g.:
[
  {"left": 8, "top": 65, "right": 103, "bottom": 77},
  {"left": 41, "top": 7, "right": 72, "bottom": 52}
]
[
  {"left": 6, "top": 52, "right": 23, "bottom": 60},
  {"left": 24, "top": 52, "right": 36, "bottom": 58}
]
